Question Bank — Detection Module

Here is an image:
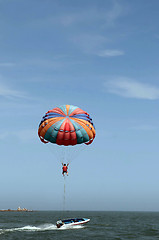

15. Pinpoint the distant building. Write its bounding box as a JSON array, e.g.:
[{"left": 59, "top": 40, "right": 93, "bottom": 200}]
[
  {"left": 17, "top": 207, "right": 28, "bottom": 211},
  {"left": 22, "top": 208, "right": 27, "bottom": 211}
]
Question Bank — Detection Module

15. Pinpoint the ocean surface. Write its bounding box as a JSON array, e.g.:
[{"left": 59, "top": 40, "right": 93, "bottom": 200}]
[{"left": 0, "top": 211, "right": 159, "bottom": 240}]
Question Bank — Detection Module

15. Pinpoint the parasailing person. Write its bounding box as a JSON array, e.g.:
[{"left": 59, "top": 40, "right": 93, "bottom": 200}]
[
  {"left": 38, "top": 104, "right": 96, "bottom": 176},
  {"left": 62, "top": 163, "right": 69, "bottom": 176}
]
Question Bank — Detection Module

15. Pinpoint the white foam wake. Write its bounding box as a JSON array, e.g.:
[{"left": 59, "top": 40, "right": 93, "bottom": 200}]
[
  {"left": 0, "top": 224, "right": 56, "bottom": 234},
  {"left": 0, "top": 223, "right": 84, "bottom": 234},
  {"left": 58, "top": 224, "right": 84, "bottom": 230}
]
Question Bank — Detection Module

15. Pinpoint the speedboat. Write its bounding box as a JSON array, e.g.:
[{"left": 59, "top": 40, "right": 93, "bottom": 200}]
[{"left": 56, "top": 218, "right": 90, "bottom": 228}]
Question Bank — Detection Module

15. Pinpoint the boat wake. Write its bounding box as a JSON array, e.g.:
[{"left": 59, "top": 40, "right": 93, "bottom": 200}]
[
  {"left": 58, "top": 224, "right": 84, "bottom": 230},
  {"left": 0, "top": 223, "right": 84, "bottom": 234}
]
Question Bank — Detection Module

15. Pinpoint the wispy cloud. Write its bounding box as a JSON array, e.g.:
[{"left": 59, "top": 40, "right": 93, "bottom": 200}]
[
  {"left": 104, "top": 77, "right": 159, "bottom": 100},
  {"left": 131, "top": 125, "right": 158, "bottom": 131},
  {"left": 68, "top": 2, "right": 126, "bottom": 54},
  {"left": 23, "top": 56, "right": 84, "bottom": 69},
  {"left": 0, "top": 129, "right": 37, "bottom": 142},
  {"left": 30, "top": 1, "right": 126, "bottom": 56},
  {"left": 104, "top": 0, "right": 124, "bottom": 27},
  {"left": 0, "top": 81, "right": 27, "bottom": 99},
  {"left": 71, "top": 34, "right": 107, "bottom": 53},
  {"left": 32, "top": 1, "right": 124, "bottom": 28},
  {"left": 97, "top": 49, "right": 124, "bottom": 57},
  {"left": 63, "top": 1, "right": 123, "bottom": 27},
  {"left": 0, "top": 62, "right": 15, "bottom": 67}
]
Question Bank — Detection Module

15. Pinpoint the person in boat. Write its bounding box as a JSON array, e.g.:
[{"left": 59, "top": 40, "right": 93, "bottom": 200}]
[
  {"left": 62, "top": 163, "right": 69, "bottom": 176},
  {"left": 56, "top": 220, "right": 64, "bottom": 228}
]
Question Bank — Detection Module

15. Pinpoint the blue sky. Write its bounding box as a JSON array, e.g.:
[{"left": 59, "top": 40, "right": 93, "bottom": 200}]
[{"left": 0, "top": 0, "right": 159, "bottom": 211}]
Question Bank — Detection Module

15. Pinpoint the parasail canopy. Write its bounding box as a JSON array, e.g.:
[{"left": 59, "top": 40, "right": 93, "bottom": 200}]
[{"left": 38, "top": 104, "right": 96, "bottom": 146}]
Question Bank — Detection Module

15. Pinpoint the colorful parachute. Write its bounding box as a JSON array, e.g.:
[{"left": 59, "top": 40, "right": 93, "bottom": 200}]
[{"left": 38, "top": 104, "right": 96, "bottom": 146}]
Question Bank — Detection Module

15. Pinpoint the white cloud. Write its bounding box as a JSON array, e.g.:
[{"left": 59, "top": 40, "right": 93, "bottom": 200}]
[
  {"left": 0, "top": 81, "right": 26, "bottom": 99},
  {"left": 97, "top": 49, "right": 124, "bottom": 57},
  {"left": 104, "top": 77, "right": 159, "bottom": 100}
]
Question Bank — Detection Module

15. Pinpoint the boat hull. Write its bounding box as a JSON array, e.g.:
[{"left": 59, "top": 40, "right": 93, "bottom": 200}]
[{"left": 56, "top": 218, "right": 90, "bottom": 228}]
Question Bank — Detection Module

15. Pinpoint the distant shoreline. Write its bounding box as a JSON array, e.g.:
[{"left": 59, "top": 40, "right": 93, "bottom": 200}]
[{"left": 0, "top": 210, "right": 34, "bottom": 212}]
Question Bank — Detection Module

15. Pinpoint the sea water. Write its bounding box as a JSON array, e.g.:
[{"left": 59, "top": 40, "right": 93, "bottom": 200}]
[{"left": 0, "top": 211, "right": 159, "bottom": 240}]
